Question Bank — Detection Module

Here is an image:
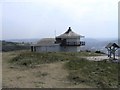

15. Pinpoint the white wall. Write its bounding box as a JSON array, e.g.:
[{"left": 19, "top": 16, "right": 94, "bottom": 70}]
[
  {"left": 34, "top": 45, "right": 80, "bottom": 52},
  {"left": 60, "top": 46, "right": 80, "bottom": 52},
  {"left": 66, "top": 38, "right": 80, "bottom": 43},
  {"left": 35, "top": 45, "right": 60, "bottom": 52}
]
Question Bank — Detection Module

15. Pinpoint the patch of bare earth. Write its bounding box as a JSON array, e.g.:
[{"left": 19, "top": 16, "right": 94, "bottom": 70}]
[
  {"left": 34, "top": 62, "right": 91, "bottom": 88},
  {"left": 85, "top": 56, "right": 109, "bottom": 61},
  {"left": 85, "top": 55, "right": 119, "bottom": 61},
  {"left": 35, "top": 62, "right": 69, "bottom": 88},
  {"left": 2, "top": 52, "right": 90, "bottom": 88}
]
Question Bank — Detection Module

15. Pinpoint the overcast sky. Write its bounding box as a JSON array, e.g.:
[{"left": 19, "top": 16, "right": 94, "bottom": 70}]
[{"left": 1, "top": 0, "right": 119, "bottom": 40}]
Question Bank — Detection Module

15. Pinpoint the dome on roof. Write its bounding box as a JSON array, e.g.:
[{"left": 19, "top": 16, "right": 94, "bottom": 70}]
[{"left": 56, "top": 27, "right": 81, "bottom": 38}]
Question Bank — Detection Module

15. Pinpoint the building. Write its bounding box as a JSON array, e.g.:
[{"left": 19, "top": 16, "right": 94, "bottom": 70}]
[
  {"left": 31, "top": 27, "right": 85, "bottom": 52},
  {"left": 105, "top": 43, "right": 120, "bottom": 59},
  {"left": 31, "top": 38, "right": 60, "bottom": 52}
]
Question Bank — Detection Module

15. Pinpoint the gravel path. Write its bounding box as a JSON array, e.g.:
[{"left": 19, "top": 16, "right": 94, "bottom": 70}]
[{"left": 85, "top": 55, "right": 119, "bottom": 61}]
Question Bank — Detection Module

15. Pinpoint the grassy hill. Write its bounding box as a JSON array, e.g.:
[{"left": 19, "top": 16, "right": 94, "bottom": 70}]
[
  {"left": 66, "top": 59, "right": 118, "bottom": 88},
  {"left": 9, "top": 51, "right": 102, "bottom": 67},
  {"left": 1, "top": 41, "right": 30, "bottom": 52},
  {"left": 4, "top": 51, "right": 118, "bottom": 88}
]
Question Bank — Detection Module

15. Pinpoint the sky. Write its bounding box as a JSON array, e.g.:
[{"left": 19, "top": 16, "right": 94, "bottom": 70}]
[{"left": 1, "top": 0, "right": 119, "bottom": 40}]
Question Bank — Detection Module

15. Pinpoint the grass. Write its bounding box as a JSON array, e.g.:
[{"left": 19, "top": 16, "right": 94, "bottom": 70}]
[
  {"left": 9, "top": 51, "right": 102, "bottom": 67},
  {"left": 9, "top": 52, "right": 76, "bottom": 67},
  {"left": 3, "top": 51, "right": 119, "bottom": 88},
  {"left": 35, "top": 71, "right": 48, "bottom": 77},
  {"left": 66, "top": 58, "right": 118, "bottom": 88}
]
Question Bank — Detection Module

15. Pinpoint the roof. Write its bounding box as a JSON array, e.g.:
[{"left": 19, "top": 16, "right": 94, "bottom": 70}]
[
  {"left": 105, "top": 43, "right": 120, "bottom": 48},
  {"left": 56, "top": 27, "right": 84, "bottom": 38},
  {"left": 33, "top": 38, "right": 57, "bottom": 46}
]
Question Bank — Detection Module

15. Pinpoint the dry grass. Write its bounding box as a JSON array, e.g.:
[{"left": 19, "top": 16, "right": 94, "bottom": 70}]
[
  {"left": 2, "top": 51, "right": 92, "bottom": 88},
  {"left": 8, "top": 51, "right": 102, "bottom": 68},
  {"left": 66, "top": 59, "right": 119, "bottom": 88},
  {"left": 3, "top": 50, "right": 118, "bottom": 88}
]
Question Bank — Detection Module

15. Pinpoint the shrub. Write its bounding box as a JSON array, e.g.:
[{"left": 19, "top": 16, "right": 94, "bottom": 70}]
[{"left": 95, "top": 51, "right": 105, "bottom": 54}]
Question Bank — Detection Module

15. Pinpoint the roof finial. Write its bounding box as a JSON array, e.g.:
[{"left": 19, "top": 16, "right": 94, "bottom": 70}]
[
  {"left": 68, "top": 27, "right": 71, "bottom": 30},
  {"left": 65, "top": 27, "right": 72, "bottom": 33},
  {"left": 68, "top": 27, "right": 72, "bottom": 31}
]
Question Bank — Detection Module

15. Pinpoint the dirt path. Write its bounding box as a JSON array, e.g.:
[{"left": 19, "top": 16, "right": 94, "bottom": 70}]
[
  {"left": 31, "top": 61, "right": 90, "bottom": 88},
  {"left": 2, "top": 52, "right": 91, "bottom": 88},
  {"left": 34, "top": 61, "right": 70, "bottom": 88},
  {"left": 85, "top": 55, "right": 119, "bottom": 61},
  {"left": 85, "top": 55, "right": 109, "bottom": 61}
]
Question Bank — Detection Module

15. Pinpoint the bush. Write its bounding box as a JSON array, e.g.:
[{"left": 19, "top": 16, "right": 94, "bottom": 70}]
[
  {"left": 95, "top": 51, "right": 105, "bottom": 54},
  {"left": 85, "top": 50, "right": 91, "bottom": 52}
]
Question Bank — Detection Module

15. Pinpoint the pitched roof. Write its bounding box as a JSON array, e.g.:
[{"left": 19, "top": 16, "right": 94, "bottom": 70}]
[
  {"left": 35, "top": 38, "right": 56, "bottom": 46},
  {"left": 56, "top": 27, "right": 84, "bottom": 38},
  {"left": 105, "top": 43, "right": 120, "bottom": 48}
]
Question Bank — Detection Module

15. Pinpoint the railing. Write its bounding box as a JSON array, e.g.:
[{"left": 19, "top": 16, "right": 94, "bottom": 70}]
[
  {"left": 80, "top": 41, "right": 85, "bottom": 46},
  {"left": 60, "top": 41, "right": 85, "bottom": 46}
]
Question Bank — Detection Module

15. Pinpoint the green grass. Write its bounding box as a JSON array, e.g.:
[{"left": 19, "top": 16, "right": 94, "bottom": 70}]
[
  {"left": 9, "top": 51, "right": 102, "bottom": 67},
  {"left": 9, "top": 51, "right": 76, "bottom": 67},
  {"left": 66, "top": 58, "right": 118, "bottom": 88},
  {"left": 8, "top": 51, "right": 119, "bottom": 88}
]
